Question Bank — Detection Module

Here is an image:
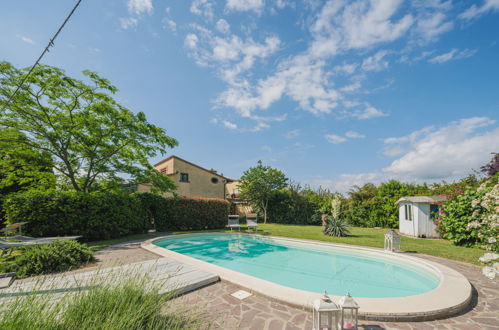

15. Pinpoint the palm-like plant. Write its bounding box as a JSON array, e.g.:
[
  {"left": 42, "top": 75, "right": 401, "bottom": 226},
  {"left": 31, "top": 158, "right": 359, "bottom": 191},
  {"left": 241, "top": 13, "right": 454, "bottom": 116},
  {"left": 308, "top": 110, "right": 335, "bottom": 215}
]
[{"left": 323, "top": 218, "right": 350, "bottom": 237}]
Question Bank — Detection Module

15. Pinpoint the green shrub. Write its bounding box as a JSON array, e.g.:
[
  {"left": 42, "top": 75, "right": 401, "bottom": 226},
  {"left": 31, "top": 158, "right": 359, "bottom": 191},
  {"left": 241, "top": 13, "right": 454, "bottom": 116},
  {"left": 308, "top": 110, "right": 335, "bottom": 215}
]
[
  {"left": 437, "top": 176, "right": 498, "bottom": 249},
  {"left": 0, "top": 240, "right": 94, "bottom": 278},
  {"left": 267, "top": 189, "right": 318, "bottom": 225},
  {"left": 155, "top": 197, "right": 229, "bottom": 231},
  {"left": 323, "top": 218, "right": 350, "bottom": 237},
  {"left": 3, "top": 191, "right": 149, "bottom": 241}
]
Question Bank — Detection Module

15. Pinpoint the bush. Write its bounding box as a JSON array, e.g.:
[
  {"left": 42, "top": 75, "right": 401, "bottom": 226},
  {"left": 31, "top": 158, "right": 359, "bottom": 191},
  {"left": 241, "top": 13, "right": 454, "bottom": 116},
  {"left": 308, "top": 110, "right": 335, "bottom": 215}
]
[
  {"left": 3, "top": 191, "right": 149, "bottom": 241},
  {"left": 266, "top": 189, "right": 318, "bottom": 225},
  {"left": 323, "top": 218, "right": 350, "bottom": 237},
  {"left": 0, "top": 240, "right": 94, "bottom": 278},
  {"left": 437, "top": 175, "right": 499, "bottom": 250},
  {"left": 155, "top": 197, "right": 229, "bottom": 231}
]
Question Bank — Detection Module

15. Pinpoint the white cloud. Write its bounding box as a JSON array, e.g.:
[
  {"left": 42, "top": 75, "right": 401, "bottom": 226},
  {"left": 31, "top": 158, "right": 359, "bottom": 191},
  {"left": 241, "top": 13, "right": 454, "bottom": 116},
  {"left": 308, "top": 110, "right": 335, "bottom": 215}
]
[
  {"left": 429, "top": 48, "right": 477, "bottom": 63},
  {"left": 345, "top": 131, "right": 366, "bottom": 139},
  {"left": 215, "top": 19, "right": 230, "bottom": 34},
  {"left": 325, "top": 130, "right": 365, "bottom": 145},
  {"left": 261, "top": 145, "right": 272, "bottom": 152},
  {"left": 325, "top": 134, "right": 347, "bottom": 144},
  {"left": 226, "top": 0, "right": 264, "bottom": 12},
  {"left": 127, "top": 0, "right": 153, "bottom": 15},
  {"left": 311, "top": 117, "right": 499, "bottom": 193},
  {"left": 352, "top": 104, "right": 387, "bottom": 119},
  {"left": 361, "top": 50, "right": 389, "bottom": 71},
  {"left": 163, "top": 18, "right": 177, "bottom": 32},
  {"left": 191, "top": 0, "right": 214, "bottom": 20},
  {"left": 222, "top": 120, "right": 238, "bottom": 129},
  {"left": 309, "top": 0, "right": 413, "bottom": 58},
  {"left": 284, "top": 129, "right": 300, "bottom": 139},
  {"left": 18, "top": 35, "right": 34, "bottom": 44},
  {"left": 120, "top": 17, "right": 139, "bottom": 30},
  {"left": 383, "top": 117, "right": 499, "bottom": 179},
  {"left": 184, "top": 34, "right": 199, "bottom": 49},
  {"left": 459, "top": 0, "right": 499, "bottom": 20},
  {"left": 340, "top": 82, "right": 361, "bottom": 93},
  {"left": 415, "top": 12, "right": 453, "bottom": 42},
  {"left": 183, "top": 0, "right": 473, "bottom": 130}
]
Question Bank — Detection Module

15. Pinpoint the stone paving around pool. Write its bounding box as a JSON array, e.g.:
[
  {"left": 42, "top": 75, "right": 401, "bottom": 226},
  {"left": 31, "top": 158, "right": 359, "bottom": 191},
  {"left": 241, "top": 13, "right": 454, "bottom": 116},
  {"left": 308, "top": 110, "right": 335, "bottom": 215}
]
[{"left": 75, "top": 239, "right": 499, "bottom": 329}]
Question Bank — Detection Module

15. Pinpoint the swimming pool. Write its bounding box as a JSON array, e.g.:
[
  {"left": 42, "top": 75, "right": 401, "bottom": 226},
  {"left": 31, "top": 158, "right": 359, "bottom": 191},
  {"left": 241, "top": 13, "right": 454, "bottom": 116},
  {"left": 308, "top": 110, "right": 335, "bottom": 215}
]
[{"left": 153, "top": 233, "right": 440, "bottom": 298}]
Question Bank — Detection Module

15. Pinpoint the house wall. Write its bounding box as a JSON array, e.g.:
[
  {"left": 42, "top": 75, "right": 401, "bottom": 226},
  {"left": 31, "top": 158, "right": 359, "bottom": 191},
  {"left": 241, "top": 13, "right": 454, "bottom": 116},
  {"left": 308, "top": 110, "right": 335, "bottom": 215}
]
[
  {"left": 159, "top": 158, "right": 227, "bottom": 199},
  {"left": 226, "top": 181, "right": 240, "bottom": 196}
]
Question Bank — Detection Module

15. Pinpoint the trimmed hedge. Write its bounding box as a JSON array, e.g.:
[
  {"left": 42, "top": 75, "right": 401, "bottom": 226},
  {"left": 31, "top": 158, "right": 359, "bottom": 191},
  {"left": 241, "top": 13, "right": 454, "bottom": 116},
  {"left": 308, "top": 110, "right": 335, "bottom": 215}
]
[
  {"left": 3, "top": 192, "right": 230, "bottom": 240},
  {"left": 155, "top": 196, "right": 230, "bottom": 231},
  {"left": 3, "top": 191, "right": 149, "bottom": 241}
]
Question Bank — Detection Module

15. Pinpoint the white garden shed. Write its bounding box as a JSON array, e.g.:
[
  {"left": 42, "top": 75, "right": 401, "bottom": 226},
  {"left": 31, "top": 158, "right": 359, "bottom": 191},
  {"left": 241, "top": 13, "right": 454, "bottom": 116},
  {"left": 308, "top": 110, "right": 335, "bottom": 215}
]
[{"left": 396, "top": 196, "right": 447, "bottom": 238}]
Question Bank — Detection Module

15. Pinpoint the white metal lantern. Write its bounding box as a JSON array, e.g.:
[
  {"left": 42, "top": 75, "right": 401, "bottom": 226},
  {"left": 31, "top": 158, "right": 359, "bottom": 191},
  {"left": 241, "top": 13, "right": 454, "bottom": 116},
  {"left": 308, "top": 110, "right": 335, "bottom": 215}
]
[
  {"left": 338, "top": 293, "right": 359, "bottom": 330},
  {"left": 313, "top": 291, "right": 340, "bottom": 330},
  {"left": 384, "top": 229, "right": 400, "bottom": 252}
]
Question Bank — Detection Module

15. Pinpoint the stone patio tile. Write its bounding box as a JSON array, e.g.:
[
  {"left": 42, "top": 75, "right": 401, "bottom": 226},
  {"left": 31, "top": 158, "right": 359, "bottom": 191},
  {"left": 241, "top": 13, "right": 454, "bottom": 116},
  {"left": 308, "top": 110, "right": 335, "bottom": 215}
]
[{"left": 267, "top": 319, "right": 285, "bottom": 330}]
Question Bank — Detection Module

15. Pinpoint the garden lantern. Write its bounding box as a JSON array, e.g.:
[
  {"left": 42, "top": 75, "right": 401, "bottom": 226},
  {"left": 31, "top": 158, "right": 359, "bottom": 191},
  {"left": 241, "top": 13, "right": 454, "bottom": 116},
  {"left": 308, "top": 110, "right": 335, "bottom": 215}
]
[
  {"left": 384, "top": 229, "right": 400, "bottom": 252},
  {"left": 338, "top": 293, "right": 359, "bottom": 330},
  {"left": 313, "top": 291, "right": 340, "bottom": 330}
]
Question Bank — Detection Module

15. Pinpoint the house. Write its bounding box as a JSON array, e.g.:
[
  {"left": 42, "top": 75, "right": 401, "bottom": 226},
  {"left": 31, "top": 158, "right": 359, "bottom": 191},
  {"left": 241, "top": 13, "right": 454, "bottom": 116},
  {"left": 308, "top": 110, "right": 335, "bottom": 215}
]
[
  {"left": 137, "top": 155, "right": 238, "bottom": 200},
  {"left": 396, "top": 196, "right": 447, "bottom": 238}
]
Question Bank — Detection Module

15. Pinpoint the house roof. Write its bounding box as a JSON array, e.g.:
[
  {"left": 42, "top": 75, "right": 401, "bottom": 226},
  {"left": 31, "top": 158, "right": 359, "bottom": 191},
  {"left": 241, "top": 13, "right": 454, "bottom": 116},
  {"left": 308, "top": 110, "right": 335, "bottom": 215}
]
[
  {"left": 154, "top": 155, "right": 236, "bottom": 182},
  {"left": 396, "top": 195, "right": 448, "bottom": 204}
]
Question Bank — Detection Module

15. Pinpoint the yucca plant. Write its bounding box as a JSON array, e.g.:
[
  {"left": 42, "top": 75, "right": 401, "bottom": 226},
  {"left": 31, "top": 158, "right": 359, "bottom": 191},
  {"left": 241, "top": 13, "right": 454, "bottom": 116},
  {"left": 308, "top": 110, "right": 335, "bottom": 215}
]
[{"left": 323, "top": 218, "right": 350, "bottom": 237}]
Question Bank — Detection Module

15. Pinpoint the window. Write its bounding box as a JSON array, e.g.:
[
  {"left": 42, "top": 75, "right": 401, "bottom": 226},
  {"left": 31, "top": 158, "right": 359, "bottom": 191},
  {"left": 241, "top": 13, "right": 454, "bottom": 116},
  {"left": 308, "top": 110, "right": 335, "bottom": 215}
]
[
  {"left": 430, "top": 204, "right": 439, "bottom": 219},
  {"left": 211, "top": 177, "right": 219, "bottom": 184},
  {"left": 160, "top": 166, "right": 168, "bottom": 174},
  {"left": 180, "top": 173, "right": 189, "bottom": 182},
  {"left": 404, "top": 204, "right": 413, "bottom": 221}
]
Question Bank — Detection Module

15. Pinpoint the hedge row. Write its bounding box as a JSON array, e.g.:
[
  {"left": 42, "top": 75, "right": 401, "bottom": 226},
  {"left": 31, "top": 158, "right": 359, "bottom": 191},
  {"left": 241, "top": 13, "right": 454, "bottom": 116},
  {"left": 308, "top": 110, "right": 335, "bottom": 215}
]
[
  {"left": 156, "top": 196, "right": 230, "bottom": 231},
  {"left": 3, "top": 192, "right": 230, "bottom": 241},
  {"left": 3, "top": 191, "right": 150, "bottom": 241}
]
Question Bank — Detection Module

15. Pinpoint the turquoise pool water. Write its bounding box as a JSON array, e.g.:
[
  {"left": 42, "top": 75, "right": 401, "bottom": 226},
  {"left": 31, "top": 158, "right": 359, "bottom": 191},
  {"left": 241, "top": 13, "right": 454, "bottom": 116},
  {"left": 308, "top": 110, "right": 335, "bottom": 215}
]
[{"left": 154, "top": 233, "right": 440, "bottom": 298}]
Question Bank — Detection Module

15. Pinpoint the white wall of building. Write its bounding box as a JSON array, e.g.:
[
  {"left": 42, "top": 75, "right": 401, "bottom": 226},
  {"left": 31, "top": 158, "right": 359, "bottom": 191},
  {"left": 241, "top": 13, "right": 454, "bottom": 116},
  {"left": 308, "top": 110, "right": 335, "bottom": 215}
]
[{"left": 399, "top": 202, "right": 439, "bottom": 238}]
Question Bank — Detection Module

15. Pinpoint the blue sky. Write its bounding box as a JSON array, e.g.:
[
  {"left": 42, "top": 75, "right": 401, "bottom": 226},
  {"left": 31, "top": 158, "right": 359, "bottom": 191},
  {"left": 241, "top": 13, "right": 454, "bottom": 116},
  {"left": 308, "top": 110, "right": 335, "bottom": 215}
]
[{"left": 1, "top": 0, "right": 498, "bottom": 192}]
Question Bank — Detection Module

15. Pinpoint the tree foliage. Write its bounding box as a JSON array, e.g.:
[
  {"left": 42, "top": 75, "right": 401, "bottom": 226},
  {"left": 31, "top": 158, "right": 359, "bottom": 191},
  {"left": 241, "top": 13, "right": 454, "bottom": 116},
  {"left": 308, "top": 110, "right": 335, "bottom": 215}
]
[
  {"left": 239, "top": 160, "right": 288, "bottom": 223},
  {"left": 0, "top": 128, "right": 55, "bottom": 196},
  {"left": 0, "top": 62, "right": 177, "bottom": 193}
]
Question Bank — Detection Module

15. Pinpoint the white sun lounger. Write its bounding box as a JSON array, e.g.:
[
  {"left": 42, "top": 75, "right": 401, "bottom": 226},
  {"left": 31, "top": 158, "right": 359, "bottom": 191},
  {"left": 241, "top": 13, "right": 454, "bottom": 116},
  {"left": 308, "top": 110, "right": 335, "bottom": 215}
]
[
  {"left": 246, "top": 214, "right": 258, "bottom": 231},
  {"left": 228, "top": 215, "right": 240, "bottom": 231}
]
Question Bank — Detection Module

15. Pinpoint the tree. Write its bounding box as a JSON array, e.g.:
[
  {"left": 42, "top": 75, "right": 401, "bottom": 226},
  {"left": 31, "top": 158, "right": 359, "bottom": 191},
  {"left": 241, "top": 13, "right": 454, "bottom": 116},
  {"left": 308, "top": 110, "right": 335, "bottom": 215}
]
[
  {"left": 481, "top": 153, "right": 499, "bottom": 177},
  {"left": 0, "top": 62, "right": 177, "bottom": 193},
  {"left": 239, "top": 160, "right": 288, "bottom": 223},
  {"left": 0, "top": 128, "right": 55, "bottom": 196}
]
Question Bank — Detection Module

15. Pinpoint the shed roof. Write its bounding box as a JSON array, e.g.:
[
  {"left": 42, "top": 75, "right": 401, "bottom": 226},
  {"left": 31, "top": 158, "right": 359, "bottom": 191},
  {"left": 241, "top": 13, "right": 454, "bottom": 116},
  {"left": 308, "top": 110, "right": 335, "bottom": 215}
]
[{"left": 396, "top": 195, "right": 447, "bottom": 204}]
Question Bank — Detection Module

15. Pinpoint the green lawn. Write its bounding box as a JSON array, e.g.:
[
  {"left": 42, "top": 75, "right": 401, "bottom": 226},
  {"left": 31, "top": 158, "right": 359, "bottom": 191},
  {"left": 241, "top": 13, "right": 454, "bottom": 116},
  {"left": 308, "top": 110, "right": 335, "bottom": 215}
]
[
  {"left": 87, "top": 224, "right": 484, "bottom": 265},
  {"left": 243, "top": 224, "right": 483, "bottom": 265}
]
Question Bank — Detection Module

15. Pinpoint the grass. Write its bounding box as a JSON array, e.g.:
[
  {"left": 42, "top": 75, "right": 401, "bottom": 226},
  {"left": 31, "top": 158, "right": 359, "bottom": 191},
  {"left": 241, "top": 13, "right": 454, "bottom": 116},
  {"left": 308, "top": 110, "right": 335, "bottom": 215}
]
[
  {"left": 0, "top": 274, "right": 206, "bottom": 329},
  {"left": 242, "top": 224, "right": 484, "bottom": 265}
]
